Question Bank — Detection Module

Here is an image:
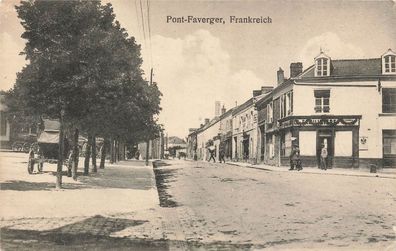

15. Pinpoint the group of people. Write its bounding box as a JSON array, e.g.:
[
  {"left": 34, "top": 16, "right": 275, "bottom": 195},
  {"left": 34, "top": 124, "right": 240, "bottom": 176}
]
[
  {"left": 289, "top": 142, "right": 329, "bottom": 171},
  {"left": 289, "top": 143, "right": 303, "bottom": 171},
  {"left": 206, "top": 141, "right": 329, "bottom": 170}
]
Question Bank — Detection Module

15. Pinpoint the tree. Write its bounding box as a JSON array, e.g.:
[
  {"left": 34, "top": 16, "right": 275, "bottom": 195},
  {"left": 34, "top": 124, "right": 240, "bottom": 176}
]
[{"left": 8, "top": 0, "right": 162, "bottom": 188}]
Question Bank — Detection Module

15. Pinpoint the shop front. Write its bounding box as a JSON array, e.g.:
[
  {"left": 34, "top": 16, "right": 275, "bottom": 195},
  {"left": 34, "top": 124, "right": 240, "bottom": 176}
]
[{"left": 279, "top": 115, "right": 361, "bottom": 168}]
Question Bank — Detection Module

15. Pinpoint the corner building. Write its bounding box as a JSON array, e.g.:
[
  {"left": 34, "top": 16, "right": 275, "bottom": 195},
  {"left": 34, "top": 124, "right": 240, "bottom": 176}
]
[{"left": 272, "top": 49, "right": 396, "bottom": 168}]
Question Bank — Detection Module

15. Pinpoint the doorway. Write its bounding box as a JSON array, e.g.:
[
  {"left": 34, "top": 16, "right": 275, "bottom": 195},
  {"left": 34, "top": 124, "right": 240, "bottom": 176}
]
[
  {"left": 234, "top": 136, "right": 238, "bottom": 160},
  {"left": 317, "top": 130, "right": 334, "bottom": 168},
  {"left": 243, "top": 137, "right": 249, "bottom": 160}
]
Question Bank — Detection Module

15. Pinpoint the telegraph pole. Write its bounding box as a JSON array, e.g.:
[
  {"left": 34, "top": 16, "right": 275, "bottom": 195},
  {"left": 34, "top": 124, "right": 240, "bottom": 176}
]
[{"left": 145, "top": 68, "right": 153, "bottom": 166}]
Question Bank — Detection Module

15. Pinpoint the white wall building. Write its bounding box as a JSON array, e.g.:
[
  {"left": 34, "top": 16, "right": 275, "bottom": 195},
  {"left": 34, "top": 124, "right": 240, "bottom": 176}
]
[{"left": 281, "top": 49, "right": 396, "bottom": 168}]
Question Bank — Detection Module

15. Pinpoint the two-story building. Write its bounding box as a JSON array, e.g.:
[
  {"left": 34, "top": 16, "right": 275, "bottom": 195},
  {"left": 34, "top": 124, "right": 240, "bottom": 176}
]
[
  {"left": 196, "top": 117, "right": 221, "bottom": 161},
  {"left": 276, "top": 49, "right": 396, "bottom": 168},
  {"left": 218, "top": 106, "right": 234, "bottom": 161}
]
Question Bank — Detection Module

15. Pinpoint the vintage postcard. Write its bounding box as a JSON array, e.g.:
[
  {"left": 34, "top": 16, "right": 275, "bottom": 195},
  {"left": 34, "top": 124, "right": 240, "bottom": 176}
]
[{"left": 1, "top": 0, "right": 395, "bottom": 250}]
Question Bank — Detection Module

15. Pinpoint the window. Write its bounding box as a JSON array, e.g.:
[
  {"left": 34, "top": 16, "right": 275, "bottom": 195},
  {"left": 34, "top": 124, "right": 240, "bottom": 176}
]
[
  {"left": 384, "top": 55, "right": 396, "bottom": 73},
  {"left": 299, "top": 131, "right": 316, "bottom": 156},
  {"left": 314, "top": 90, "right": 330, "bottom": 113},
  {"left": 383, "top": 130, "right": 396, "bottom": 155},
  {"left": 382, "top": 88, "right": 396, "bottom": 113},
  {"left": 287, "top": 91, "right": 293, "bottom": 115},
  {"left": 267, "top": 102, "right": 273, "bottom": 123},
  {"left": 280, "top": 91, "right": 293, "bottom": 118},
  {"left": 316, "top": 58, "right": 329, "bottom": 76}
]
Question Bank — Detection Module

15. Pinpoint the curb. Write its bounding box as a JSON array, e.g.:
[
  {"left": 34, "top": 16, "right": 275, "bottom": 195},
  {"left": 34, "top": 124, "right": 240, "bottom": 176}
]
[{"left": 225, "top": 162, "right": 396, "bottom": 180}]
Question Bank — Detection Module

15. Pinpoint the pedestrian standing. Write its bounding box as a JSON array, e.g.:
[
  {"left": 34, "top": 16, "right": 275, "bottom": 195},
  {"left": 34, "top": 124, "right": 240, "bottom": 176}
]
[
  {"left": 289, "top": 143, "right": 300, "bottom": 171},
  {"left": 320, "top": 144, "right": 328, "bottom": 170},
  {"left": 219, "top": 147, "right": 226, "bottom": 163}
]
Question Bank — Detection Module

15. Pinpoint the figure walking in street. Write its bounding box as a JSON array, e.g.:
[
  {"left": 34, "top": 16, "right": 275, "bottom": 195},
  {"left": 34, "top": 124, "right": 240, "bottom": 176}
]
[
  {"left": 219, "top": 147, "right": 226, "bottom": 163},
  {"left": 320, "top": 144, "right": 328, "bottom": 170},
  {"left": 208, "top": 146, "right": 216, "bottom": 163},
  {"left": 135, "top": 150, "right": 140, "bottom": 160},
  {"left": 289, "top": 143, "right": 301, "bottom": 171}
]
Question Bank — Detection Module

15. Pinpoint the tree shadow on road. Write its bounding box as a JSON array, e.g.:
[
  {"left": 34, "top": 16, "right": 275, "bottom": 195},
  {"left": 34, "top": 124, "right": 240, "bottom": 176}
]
[
  {"left": 0, "top": 180, "right": 87, "bottom": 191},
  {"left": 1, "top": 215, "right": 167, "bottom": 251},
  {"left": 1, "top": 165, "right": 155, "bottom": 191},
  {"left": 152, "top": 161, "right": 180, "bottom": 208}
]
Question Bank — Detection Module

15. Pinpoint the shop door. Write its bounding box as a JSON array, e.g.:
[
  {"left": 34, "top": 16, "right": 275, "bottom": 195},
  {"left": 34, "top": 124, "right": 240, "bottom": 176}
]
[
  {"left": 234, "top": 137, "right": 238, "bottom": 159},
  {"left": 383, "top": 130, "right": 396, "bottom": 168},
  {"left": 243, "top": 138, "right": 249, "bottom": 160},
  {"left": 317, "top": 130, "right": 334, "bottom": 168}
]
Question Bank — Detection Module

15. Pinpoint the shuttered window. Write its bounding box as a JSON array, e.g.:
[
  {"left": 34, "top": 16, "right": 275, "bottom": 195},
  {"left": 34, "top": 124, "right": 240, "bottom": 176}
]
[
  {"left": 382, "top": 88, "right": 396, "bottom": 113},
  {"left": 314, "top": 90, "right": 330, "bottom": 113}
]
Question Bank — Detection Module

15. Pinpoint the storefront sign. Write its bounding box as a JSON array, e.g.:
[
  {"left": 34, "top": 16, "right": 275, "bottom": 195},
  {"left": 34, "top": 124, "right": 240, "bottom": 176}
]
[{"left": 359, "top": 136, "right": 368, "bottom": 150}]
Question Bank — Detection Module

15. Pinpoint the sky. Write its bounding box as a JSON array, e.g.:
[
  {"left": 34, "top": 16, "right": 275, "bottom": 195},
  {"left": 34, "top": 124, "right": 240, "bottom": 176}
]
[{"left": 1, "top": 0, "right": 396, "bottom": 138}]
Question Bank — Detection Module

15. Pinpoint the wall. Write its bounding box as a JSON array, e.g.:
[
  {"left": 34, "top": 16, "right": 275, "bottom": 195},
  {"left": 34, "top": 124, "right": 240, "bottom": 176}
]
[
  {"left": 293, "top": 80, "right": 395, "bottom": 160},
  {"left": 196, "top": 119, "right": 220, "bottom": 160},
  {"left": 232, "top": 105, "right": 258, "bottom": 163}
]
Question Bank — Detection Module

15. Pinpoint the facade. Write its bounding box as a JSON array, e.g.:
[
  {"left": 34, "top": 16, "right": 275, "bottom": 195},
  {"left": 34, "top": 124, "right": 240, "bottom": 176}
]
[
  {"left": 186, "top": 128, "right": 198, "bottom": 159},
  {"left": 218, "top": 107, "right": 233, "bottom": 161},
  {"left": 187, "top": 49, "right": 396, "bottom": 168},
  {"left": 196, "top": 117, "right": 221, "bottom": 161},
  {"left": 287, "top": 49, "right": 396, "bottom": 168}
]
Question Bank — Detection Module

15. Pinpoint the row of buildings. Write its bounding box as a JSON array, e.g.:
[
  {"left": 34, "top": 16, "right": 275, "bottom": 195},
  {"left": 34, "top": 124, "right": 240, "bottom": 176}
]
[{"left": 186, "top": 49, "right": 396, "bottom": 168}]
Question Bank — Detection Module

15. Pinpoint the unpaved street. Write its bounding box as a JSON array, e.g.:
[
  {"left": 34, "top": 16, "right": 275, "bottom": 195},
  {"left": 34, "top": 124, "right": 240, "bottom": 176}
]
[
  {"left": 1, "top": 152, "right": 396, "bottom": 250},
  {"left": 153, "top": 160, "right": 396, "bottom": 250}
]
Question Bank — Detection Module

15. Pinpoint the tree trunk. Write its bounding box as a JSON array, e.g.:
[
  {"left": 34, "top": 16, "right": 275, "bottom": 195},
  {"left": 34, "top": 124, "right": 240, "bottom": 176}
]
[
  {"left": 115, "top": 139, "right": 119, "bottom": 162},
  {"left": 56, "top": 111, "right": 65, "bottom": 189},
  {"left": 145, "top": 140, "right": 149, "bottom": 166},
  {"left": 100, "top": 138, "right": 107, "bottom": 169},
  {"left": 84, "top": 134, "right": 92, "bottom": 175},
  {"left": 109, "top": 137, "right": 114, "bottom": 164},
  {"left": 122, "top": 143, "right": 127, "bottom": 160},
  {"left": 91, "top": 135, "right": 97, "bottom": 172},
  {"left": 72, "top": 128, "right": 79, "bottom": 181}
]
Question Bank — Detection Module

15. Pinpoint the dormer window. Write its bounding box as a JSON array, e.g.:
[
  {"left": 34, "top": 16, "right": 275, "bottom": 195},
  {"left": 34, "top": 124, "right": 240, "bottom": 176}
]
[
  {"left": 382, "top": 49, "right": 396, "bottom": 75},
  {"left": 384, "top": 55, "right": 396, "bottom": 73},
  {"left": 314, "top": 51, "right": 331, "bottom": 77},
  {"left": 316, "top": 58, "right": 328, "bottom": 76}
]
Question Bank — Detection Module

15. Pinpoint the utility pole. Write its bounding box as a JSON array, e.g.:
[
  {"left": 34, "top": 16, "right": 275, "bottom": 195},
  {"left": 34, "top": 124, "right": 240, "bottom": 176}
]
[{"left": 145, "top": 68, "right": 153, "bottom": 166}]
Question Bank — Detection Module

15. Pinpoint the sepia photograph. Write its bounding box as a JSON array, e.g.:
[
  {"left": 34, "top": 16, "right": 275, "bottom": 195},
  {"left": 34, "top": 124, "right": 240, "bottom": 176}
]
[{"left": 0, "top": 0, "right": 396, "bottom": 250}]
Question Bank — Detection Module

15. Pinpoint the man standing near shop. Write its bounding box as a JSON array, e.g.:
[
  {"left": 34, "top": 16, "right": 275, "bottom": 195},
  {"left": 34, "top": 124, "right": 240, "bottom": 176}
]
[{"left": 320, "top": 144, "right": 328, "bottom": 170}]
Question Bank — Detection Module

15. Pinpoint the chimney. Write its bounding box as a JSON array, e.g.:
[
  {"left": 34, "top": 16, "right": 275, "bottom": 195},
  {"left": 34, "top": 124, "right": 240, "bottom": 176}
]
[
  {"left": 221, "top": 105, "right": 226, "bottom": 115},
  {"left": 253, "top": 90, "right": 262, "bottom": 97},
  {"left": 261, "top": 86, "right": 273, "bottom": 94},
  {"left": 277, "top": 67, "right": 284, "bottom": 85},
  {"left": 204, "top": 118, "right": 210, "bottom": 125},
  {"left": 290, "top": 62, "right": 303, "bottom": 78},
  {"left": 215, "top": 101, "right": 221, "bottom": 117}
]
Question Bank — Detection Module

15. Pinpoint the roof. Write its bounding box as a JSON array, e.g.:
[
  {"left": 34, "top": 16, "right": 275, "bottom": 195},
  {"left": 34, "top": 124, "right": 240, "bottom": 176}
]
[
  {"left": 298, "top": 58, "right": 382, "bottom": 79},
  {"left": 168, "top": 136, "right": 186, "bottom": 145},
  {"left": 232, "top": 98, "right": 253, "bottom": 115},
  {"left": 38, "top": 131, "right": 59, "bottom": 144},
  {"left": 255, "top": 91, "right": 273, "bottom": 108},
  {"left": 232, "top": 93, "right": 268, "bottom": 116},
  {"left": 43, "top": 119, "right": 60, "bottom": 131},
  {"left": 219, "top": 107, "right": 234, "bottom": 119}
]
